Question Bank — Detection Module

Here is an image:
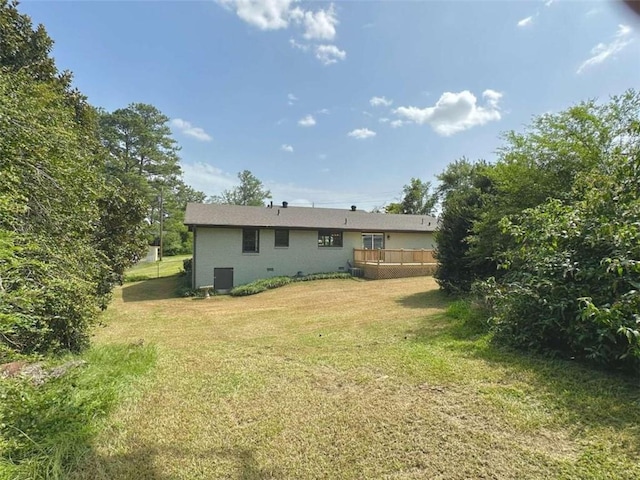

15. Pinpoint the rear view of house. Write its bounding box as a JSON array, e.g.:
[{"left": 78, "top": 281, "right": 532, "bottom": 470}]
[{"left": 184, "top": 202, "right": 437, "bottom": 290}]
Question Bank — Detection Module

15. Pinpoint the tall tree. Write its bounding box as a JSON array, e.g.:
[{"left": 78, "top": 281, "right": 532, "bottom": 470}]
[
  {"left": 386, "top": 178, "right": 436, "bottom": 215},
  {"left": 0, "top": 0, "right": 57, "bottom": 82},
  {"left": 433, "top": 159, "right": 494, "bottom": 294},
  {"left": 99, "top": 103, "right": 202, "bottom": 256},
  {"left": 0, "top": 71, "right": 106, "bottom": 354},
  {"left": 99, "top": 103, "right": 182, "bottom": 181},
  {"left": 0, "top": 0, "right": 199, "bottom": 356},
  {"left": 210, "top": 170, "right": 271, "bottom": 206}
]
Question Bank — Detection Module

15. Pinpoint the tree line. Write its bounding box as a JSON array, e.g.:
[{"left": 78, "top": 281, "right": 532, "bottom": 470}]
[
  {"left": 0, "top": 0, "right": 278, "bottom": 357},
  {"left": 0, "top": 1, "right": 211, "bottom": 356},
  {"left": 432, "top": 91, "right": 640, "bottom": 373}
]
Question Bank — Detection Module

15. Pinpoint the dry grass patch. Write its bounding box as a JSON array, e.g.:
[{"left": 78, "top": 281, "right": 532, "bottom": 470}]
[{"left": 76, "top": 276, "right": 640, "bottom": 479}]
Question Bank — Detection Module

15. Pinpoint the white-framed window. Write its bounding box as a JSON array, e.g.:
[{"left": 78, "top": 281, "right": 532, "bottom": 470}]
[{"left": 362, "top": 233, "right": 384, "bottom": 250}]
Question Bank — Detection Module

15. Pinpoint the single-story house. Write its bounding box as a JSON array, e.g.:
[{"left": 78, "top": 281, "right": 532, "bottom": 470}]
[{"left": 184, "top": 202, "right": 438, "bottom": 290}]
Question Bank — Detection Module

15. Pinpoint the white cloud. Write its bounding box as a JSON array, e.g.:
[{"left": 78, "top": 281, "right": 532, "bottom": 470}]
[
  {"left": 292, "top": 4, "right": 338, "bottom": 41},
  {"left": 315, "top": 44, "right": 346, "bottom": 65},
  {"left": 370, "top": 96, "right": 393, "bottom": 107},
  {"left": 281, "top": 144, "right": 294, "bottom": 152},
  {"left": 170, "top": 118, "right": 212, "bottom": 142},
  {"left": 220, "top": 1, "right": 347, "bottom": 65},
  {"left": 390, "top": 120, "right": 404, "bottom": 128},
  {"left": 289, "top": 37, "right": 310, "bottom": 51},
  {"left": 182, "top": 162, "right": 236, "bottom": 195},
  {"left": 577, "top": 24, "right": 633, "bottom": 74},
  {"left": 483, "top": 89, "right": 503, "bottom": 108},
  {"left": 517, "top": 16, "right": 534, "bottom": 27},
  {"left": 217, "top": 0, "right": 294, "bottom": 30},
  {"left": 379, "top": 117, "right": 390, "bottom": 123},
  {"left": 298, "top": 114, "right": 316, "bottom": 127},
  {"left": 545, "top": 0, "right": 554, "bottom": 6},
  {"left": 348, "top": 128, "right": 376, "bottom": 139},
  {"left": 394, "top": 89, "right": 503, "bottom": 136},
  {"left": 287, "top": 92, "right": 298, "bottom": 106},
  {"left": 317, "top": 108, "right": 330, "bottom": 115}
]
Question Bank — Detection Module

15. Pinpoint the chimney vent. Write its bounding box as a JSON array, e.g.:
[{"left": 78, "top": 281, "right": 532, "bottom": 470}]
[
  {"left": 282, "top": 201, "right": 288, "bottom": 208},
  {"left": 350, "top": 205, "right": 356, "bottom": 211}
]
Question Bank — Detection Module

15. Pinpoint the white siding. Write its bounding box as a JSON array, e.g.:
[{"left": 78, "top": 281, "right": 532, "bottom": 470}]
[
  {"left": 193, "top": 227, "right": 436, "bottom": 288},
  {"left": 194, "top": 227, "right": 362, "bottom": 288},
  {"left": 384, "top": 231, "right": 436, "bottom": 250}
]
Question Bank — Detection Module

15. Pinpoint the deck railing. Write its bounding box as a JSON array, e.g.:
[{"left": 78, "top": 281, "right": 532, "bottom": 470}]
[{"left": 353, "top": 248, "right": 436, "bottom": 265}]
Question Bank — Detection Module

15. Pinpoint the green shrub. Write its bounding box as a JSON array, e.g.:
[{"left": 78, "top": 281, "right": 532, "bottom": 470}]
[
  {"left": 123, "top": 274, "right": 151, "bottom": 283},
  {"left": 182, "top": 257, "right": 193, "bottom": 279},
  {"left": 230, "top": 276, "right": 292, "bottom": 296},
  {"left": 479, "top": 152, "right": 640, "bottom": 373},
  {"left": 230, "top": 273, "right": 352, "bottom": 297},
  {"left": 297, "top": 272, "right": 351, "bottom": 282}
]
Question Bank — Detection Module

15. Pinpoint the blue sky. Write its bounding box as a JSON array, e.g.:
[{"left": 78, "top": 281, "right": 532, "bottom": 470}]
[{"left": 21, "top": 0, "right": 640, "bottom": 210}]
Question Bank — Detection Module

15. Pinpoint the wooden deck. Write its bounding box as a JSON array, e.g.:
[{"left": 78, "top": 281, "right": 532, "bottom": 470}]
[{"left": 353, "top": 249, "right": 437, "bottom": 279}]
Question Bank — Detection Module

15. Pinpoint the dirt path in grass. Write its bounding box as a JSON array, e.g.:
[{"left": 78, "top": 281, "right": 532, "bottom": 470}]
[{"left": 74, "top": 276, "right": 640, "bottom": 480}]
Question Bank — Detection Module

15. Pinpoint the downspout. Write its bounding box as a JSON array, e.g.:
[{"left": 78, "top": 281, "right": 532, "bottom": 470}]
[{"left": 192, "top": 226, "right": 197, "bottom": 288}]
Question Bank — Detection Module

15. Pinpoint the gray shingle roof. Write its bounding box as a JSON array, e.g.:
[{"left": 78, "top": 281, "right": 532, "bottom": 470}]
[{"left": 185, "top": 203, "right": 437, "bottom": 233}]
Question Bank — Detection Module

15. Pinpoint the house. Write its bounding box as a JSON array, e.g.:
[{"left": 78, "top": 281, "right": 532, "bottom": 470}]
[{"left": 184, "top": 202, "right": 438, "bottom": 290}]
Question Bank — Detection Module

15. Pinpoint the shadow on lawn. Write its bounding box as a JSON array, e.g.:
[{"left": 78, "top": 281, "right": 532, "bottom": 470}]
[
  {"left": 75, "top": 444, "right": 280, "bottom": 480},
  {"left": 72, "top": 446, "right": 166, "bottom": 480},
  {"left": 395, "top": 289, "right": 449, "bottom": 310},
  {"left": 409, "top": 312, "right": 640, "bottom": 455},
  {"left": 122, "top": 276, "right": 183, "bottom": 303}
]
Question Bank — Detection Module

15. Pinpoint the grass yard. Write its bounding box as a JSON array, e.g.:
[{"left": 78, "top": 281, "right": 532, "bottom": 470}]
[
  {"left": 124, "top": 254, "right": 191, "bottom": 281},
  {"left": 75, "top": 276, "right": 639, "bottom": 479}
]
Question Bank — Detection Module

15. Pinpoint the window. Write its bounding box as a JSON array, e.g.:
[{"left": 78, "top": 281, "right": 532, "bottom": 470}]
[
  {"left": 242, "top": 229, "right": 259, "bottom": 253},
  {"left": 362, "top": 233, "right": 384, "bottom": 250},
  {"left": 274, "top": 229, "right": 289, "bottom": 248},
  {"left": 318, "top": 230, "right": 343, "bottom": 247}
]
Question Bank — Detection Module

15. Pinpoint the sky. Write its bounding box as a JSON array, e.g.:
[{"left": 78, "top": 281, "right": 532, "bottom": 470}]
[{"left": 20, "top": 0, "right": 640, "bottom": 210}]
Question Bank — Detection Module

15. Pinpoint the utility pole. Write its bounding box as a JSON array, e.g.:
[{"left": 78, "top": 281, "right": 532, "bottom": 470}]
[{"left": 159, "top": 186, "right": 164, "bottom": 261}]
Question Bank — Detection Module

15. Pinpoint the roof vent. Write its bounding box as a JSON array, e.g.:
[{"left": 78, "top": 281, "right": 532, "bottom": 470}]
[
  {"left": 282, "top": 201, "right": 288, "bottom": 208},
  {"left": 350, "top": 205, "right": 356, "bottom": 211}
]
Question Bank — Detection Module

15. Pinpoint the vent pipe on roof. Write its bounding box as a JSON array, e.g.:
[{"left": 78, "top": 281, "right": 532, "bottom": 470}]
[
  {"left": 350, "top": 205, "right": 356, "bottom": 211},
  {"left": 282, "top": 201, "right": 288, "bottom": 208}
]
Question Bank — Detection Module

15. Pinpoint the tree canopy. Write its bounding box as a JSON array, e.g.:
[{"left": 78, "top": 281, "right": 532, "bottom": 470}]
[
  {"left": 0, "top": 1, "right": 204, "bottom": 356},
  {"left": 210, "top": 170, "right": 272, "bottom": 206},
  {"left": 386, "top": 178, "right": 436, "bottom": 215},
  {"left": 434, "top": 90, "right": 640, "bottom": 372}
]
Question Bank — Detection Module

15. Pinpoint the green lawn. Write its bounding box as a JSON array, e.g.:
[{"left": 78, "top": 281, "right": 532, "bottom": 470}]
[
  {"left": 74, "top": 276, "right": 639, "bottom": 479},
  {"left": 124, "top": 254, "right": 191, "bottom": 281}
]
